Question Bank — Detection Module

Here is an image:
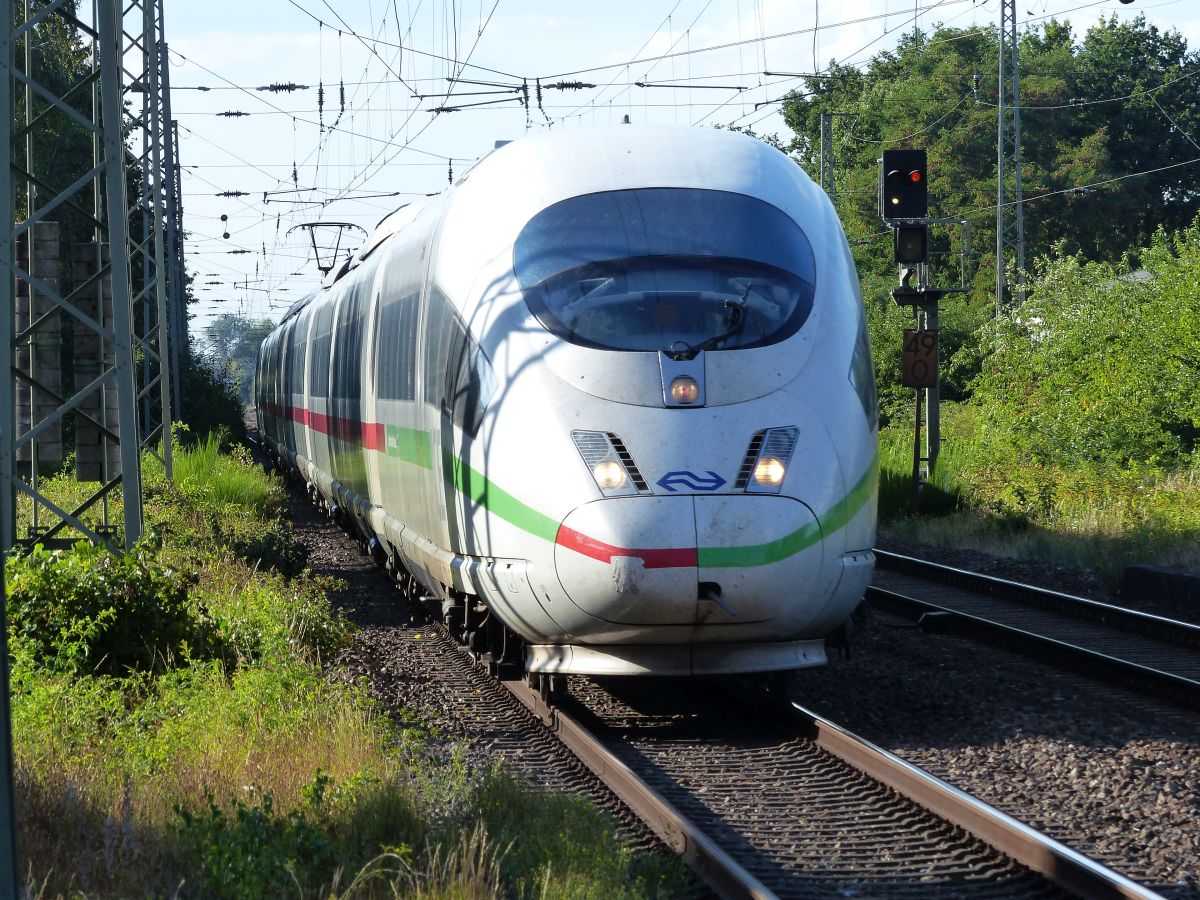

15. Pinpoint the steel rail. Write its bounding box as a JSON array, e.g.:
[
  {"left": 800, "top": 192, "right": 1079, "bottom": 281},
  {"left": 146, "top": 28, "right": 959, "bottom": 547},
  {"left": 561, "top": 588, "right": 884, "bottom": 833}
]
[
  {"left": 788, "top": 702, "right": 1162, "bottom": 900},
  {"left": 866, "top": 584, "right": 1200, "bottom": 708},
  {"left": 875, "top": 549, "right": 1200, "bottom": 648},
  {"left": 501, "top": 676, "right": 774, "bottom": 900},
  {"left": 504, "top": 663, "right": 1163, "bottom": 900}
]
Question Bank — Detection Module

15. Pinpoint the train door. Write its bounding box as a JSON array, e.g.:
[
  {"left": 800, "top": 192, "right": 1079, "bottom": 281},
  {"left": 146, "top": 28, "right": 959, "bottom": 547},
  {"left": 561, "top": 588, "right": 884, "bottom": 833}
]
[
  {"left": 412, "top": 219, "right": 450, "bottom": 557},
  {"left": 361, "top": 263, "right": 387, "bottom": 512}
]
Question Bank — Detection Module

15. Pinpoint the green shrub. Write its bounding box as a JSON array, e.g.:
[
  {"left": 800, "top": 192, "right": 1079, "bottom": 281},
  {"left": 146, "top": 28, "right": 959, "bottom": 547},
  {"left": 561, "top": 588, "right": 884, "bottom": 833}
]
[
  {"left": 971, "top": 226, "right": 1200, "bottom": 468},
  {"left": 176, "top": 786, "right": 336, "bottom": 900},
  {"left": 228, "top": 524, "right": 309, "bottom": 579},
  {"left": 5, "top": 540, "right": 220, "bottom": 675}
]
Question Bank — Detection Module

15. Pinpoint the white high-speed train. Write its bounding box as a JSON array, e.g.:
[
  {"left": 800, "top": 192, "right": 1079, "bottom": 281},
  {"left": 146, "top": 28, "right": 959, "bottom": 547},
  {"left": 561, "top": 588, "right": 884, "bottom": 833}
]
[{"left": 256, "top": 125, "right": 878, "bottom": 687}]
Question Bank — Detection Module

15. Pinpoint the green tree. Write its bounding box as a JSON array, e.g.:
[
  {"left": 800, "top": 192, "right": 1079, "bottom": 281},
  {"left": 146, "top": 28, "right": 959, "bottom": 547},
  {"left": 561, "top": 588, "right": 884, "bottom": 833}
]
[
  {"left": 781, "top": 18, "right": 1200, "bottom": 422},
  {"left": 971, "top": 220, "right": 1200, "bottom": 468},
  {"left": 202, "top": 314, "right": 275, "bottom": 405}
]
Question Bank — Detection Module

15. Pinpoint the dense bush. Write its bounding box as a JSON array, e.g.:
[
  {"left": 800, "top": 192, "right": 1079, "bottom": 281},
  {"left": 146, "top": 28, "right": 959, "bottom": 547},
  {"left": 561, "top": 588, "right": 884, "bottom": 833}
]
[
  {"left": 5, "top": 540, "right": 219, "bottom": 675},
  {"left": 178, "top": 356, "right": 248, "bottom": 446},
  {"left": 176, "top": 786, "right": 337, "bottom": 900},
  {"left": 970, "top": 223, "right": 1200, "bottom": 467}
]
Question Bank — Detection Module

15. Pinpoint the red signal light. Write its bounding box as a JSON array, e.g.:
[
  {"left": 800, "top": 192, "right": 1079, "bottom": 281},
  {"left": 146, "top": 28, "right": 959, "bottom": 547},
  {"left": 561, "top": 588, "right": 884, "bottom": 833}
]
[{"left": 909, "top": 170, "right": 922, "bottom": 183}]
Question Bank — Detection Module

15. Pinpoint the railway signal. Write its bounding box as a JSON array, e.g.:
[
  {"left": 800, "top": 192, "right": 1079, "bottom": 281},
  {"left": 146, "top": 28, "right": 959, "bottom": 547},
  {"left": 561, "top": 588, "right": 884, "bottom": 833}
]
[{"left": 880, "top": 149, "right": 927, "bottom": 220}]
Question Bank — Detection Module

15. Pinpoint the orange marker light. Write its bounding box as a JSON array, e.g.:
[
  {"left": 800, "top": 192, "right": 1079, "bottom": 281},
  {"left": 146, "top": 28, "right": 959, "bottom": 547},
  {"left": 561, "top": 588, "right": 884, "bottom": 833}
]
[{"left": 670, "top": 376, "right": 700, "bottom": 404}]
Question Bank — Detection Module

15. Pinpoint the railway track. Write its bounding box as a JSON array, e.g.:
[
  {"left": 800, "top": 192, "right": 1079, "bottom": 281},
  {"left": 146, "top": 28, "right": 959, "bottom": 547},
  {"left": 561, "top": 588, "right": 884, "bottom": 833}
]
[
  {"left": 297, "top": 496, "right": 1162, "bottom": 898},
  {"left": 270, "top": 442, "right": 1172, "bottom": 898},
  {"left": 508, "top": 673, "right": 1157, "bottom": 899},
  {"left": 869, "top": 550, "right": 1200, "bottom": 708}
]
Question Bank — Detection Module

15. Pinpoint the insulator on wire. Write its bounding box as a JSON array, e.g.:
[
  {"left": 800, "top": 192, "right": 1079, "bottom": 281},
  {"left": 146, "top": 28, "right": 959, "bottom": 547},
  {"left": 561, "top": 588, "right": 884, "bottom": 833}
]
[
  {"left": 258, "top": 82, "right": 308, "bottom": 93},
  {"left": 552, "top": 81, "right": 593, "bottom": 90},
  {"left": 448, "top": 160, "right": 453, "bottom": 184},
  {"left": 339, "top": 80, "right": 345, "bottom": 114},
  {"left": 318, "top": 82, "right": 325, "bottom": 129},
  {"left": 216, "top": 190, "right": 249, "bottom": 197},
  {"left": 217, "top": 111, "right": 249, "bottom": 117}
]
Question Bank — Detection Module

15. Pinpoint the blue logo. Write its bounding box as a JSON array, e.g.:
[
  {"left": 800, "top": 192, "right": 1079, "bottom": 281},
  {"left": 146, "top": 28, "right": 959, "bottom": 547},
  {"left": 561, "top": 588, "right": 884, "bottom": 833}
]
[{"left": 656, "top": 470, "right": 727, "bottom": 492}]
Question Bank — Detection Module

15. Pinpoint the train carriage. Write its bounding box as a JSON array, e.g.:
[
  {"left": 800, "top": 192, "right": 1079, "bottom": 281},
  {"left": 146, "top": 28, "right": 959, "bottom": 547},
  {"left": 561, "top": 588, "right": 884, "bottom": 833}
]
[{"left": 256, "top": 124, "right": 878, "bottom": 679}]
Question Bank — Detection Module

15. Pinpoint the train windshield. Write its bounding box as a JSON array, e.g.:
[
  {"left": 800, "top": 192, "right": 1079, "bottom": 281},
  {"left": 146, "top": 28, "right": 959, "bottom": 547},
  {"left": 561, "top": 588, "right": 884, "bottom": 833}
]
[{"left": 515, "top": 188, "right": 815, "bottom": 353}]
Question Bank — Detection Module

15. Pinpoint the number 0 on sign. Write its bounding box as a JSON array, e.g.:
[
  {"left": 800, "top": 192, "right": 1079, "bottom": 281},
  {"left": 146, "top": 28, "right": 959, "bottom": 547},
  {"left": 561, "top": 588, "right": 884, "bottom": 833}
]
[{"left": 902, "top": 329, "right": 938, "bottom": 388}]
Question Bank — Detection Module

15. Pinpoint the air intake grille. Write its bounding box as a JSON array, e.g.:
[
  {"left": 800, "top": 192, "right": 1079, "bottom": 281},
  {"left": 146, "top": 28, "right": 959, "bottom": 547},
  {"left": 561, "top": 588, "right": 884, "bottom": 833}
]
[
  {"left": 762, "top": 426, "right": 799, "bottom": 462},
  {"left": 608, "top": 434, "right": 649, "bottom": 492},
  {"left": 572, "top": 430, "right": 612, "bottom": 469},
  {"left": 735, "top": 431, "right": 766, "bottom": 490}
]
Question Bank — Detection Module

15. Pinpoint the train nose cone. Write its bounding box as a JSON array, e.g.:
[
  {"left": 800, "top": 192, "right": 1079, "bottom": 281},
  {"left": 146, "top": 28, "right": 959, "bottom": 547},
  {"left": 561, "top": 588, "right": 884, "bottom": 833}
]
[
  {"left": 554, "top": 495, "right": 825, "bottom": 628},
  {"left": 555, "top": 497, "right": 699, "bottom": 625},
  {"left": 693, "top": 495, "right": 826, "bottom": 626}
]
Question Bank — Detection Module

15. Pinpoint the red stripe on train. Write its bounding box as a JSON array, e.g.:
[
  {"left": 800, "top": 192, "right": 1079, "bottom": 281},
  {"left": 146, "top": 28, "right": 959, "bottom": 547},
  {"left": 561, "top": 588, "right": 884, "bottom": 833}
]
[{"left": 554, "top": 524, "right": 697, "bottom": 569}]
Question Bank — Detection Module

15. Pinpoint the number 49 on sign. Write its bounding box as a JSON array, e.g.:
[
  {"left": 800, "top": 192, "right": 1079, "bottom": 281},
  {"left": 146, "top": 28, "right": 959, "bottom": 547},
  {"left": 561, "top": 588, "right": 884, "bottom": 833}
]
[{"left": 902, "top": 329, "right": 938, "bottom": 388}]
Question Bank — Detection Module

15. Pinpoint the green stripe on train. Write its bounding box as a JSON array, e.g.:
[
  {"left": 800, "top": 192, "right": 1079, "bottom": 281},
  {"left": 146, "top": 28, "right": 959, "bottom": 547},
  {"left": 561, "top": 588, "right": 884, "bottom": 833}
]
[
  {"left": 384, "top": 425, "right": 434, "bottom": 469},
  {"left": 696, "top": 455, "right": 878, "bottom": 568},
  {"left": 444, "top": 449, "right": 561, "bottom": 543},
  {"left": 377, "top": 423, "right": 877, "bottom": 566}
]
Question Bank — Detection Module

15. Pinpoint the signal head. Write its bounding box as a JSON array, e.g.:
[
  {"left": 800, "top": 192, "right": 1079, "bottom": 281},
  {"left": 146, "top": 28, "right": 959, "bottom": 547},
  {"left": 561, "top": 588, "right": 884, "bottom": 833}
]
[{"left": 879, "top": 149, "right": 928, "bottom": 219}]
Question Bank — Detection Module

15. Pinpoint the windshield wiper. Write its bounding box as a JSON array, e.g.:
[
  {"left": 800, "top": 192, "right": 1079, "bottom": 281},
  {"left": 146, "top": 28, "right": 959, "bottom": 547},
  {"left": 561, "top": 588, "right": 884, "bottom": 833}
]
[{"left": 669, "top": 298, "right": 747, "bottom": 361}]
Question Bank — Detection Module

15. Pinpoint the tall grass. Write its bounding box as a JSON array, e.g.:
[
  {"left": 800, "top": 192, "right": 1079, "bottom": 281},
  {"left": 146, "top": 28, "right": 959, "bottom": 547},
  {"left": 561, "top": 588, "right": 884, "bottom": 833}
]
[
  {"left": 8, "top": 439, "right": 686, "bottom": 897},
  {"left": 171, "top": 433, "right": 284, "bottom": 517}
]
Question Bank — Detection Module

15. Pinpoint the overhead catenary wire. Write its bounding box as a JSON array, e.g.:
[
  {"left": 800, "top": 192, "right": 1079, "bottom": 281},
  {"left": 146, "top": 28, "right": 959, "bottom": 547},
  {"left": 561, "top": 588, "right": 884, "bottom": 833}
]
[{"left": 173, "top": 0, "right": 1184, "bottom": 325}]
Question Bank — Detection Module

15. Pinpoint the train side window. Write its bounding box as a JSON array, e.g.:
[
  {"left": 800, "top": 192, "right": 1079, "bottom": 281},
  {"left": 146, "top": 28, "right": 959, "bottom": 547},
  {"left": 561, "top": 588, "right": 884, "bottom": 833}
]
[
  {"left": 332, "top": 286, "right": 367, "bottom": 402},
  {"left": 309, "top": 301, "right": 334, "bottom": 396},
  {"left": 376, "top": 291, "right": 418, "bottom": 401},
  {"left": 423, "top": 294, "right": 450, "bottom": 407},
  {"left": 439, "top": 301, "right": 496, "bottom": 438},
  {"left": 289, "top": 319, "right": 308, "bottom": 398}
]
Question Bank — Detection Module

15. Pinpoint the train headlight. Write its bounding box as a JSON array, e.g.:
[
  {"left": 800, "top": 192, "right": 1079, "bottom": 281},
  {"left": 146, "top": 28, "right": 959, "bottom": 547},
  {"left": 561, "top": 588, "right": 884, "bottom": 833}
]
[
  {"left": 669, "top": 376, "right": 700, "bottom": 404},
  {"left": 740, "top": 426, "right": 799, "bottom": 494},
  {"left": 753, "top": 456, "right": 787, "bottom": 487},
  {"left": 593, "top": 460, "right": 628, "bottom": 490},
  {"left": 572, "top": 430, "right": 647, "bottom": 497}
]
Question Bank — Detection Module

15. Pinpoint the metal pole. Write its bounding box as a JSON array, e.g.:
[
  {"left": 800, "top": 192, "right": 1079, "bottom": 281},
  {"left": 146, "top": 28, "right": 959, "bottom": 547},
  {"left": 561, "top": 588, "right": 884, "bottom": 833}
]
[
  {"left": 0, "top": 561, "right": 17, "bottom": 900},
  {"left": 160, "top": 52, "right": 183, "bottom": 421},
  {"left": 97, "top": 0, "right": 143, "bottom": 547},
  {"left": 0, "top": 0, "right": 15, "bottom": 554},
  {"left": 924, "top": 299, "right": 940, "bottom": 474},
  {"left": 996, "top": 0, "right": 1026, "bottom": 313},
  {"left": 0, "top": 0, "right": 22, "bottom": 890},
  {"left": 146, "top": 2, "right": 172, "bottom": 477},
  {"left": 820, "top": 112, "right": 834, "bottom": 202},
  {"left": 911, "top": 359, "right": 923, "bottom": 514}
]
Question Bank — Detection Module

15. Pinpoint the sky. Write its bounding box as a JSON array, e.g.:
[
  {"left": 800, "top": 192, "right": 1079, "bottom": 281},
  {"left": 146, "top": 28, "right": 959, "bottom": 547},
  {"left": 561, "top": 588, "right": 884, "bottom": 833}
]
[{"left": 158, "top": 0, "right": 1200, "bottom": 351}]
